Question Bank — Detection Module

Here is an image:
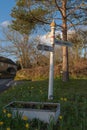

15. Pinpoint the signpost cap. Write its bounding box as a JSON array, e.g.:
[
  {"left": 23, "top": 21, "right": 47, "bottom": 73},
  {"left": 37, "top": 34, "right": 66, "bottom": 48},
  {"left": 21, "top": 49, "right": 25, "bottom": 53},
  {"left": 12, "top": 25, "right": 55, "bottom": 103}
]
[{"left": 50, "top": 20, "right": 56, "bottom": 27}]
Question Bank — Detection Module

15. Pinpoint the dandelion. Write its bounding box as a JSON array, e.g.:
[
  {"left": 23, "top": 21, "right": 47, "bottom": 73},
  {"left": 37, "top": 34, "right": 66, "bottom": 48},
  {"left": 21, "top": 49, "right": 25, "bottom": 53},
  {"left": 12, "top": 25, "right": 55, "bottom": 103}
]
[
  {"left": 60, "top": 97, "right": 67, "bottom": 101},
  {"left": 25, "top": 123, "right": 29, "bottom": 129},
  {"left": 0, "top": 121, "right": 4, "bottom": 125},
  {"left": 64, "top": 98, "right": 67, "bottom": 101},
  {"left": 7, "top": 113, "right": 12, "bottom": 118},
  {"left": 40, "top": 90, "right": 43, "bottom": 94},
  {"left": 59, "top": 115, "right": 63, "bottom": 120},
  {"left": 31, "top": 87, "right": 34, "bottom": 89},
  {"left": 3, "top": 109, "right": 6, "bottom": 113},
  {"left": 6, "top": 127, "right": 11, "bottom": 130},
  {"left": 22, "top": 115, "right": 28, "bottom": 121},
  {"left": 12, "top": 86, "right": 15, "bottom": 90},
  {"left": 60, "top": 97, "right": 63, "bottom": 101}
]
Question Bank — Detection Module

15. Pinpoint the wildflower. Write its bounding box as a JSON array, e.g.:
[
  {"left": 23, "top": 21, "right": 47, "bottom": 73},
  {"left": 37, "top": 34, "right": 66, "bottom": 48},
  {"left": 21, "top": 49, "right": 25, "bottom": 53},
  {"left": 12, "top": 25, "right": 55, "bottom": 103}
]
[
  {"left": 40, "top": 90, "right": 43, "bottom": 94},
  {"left": 22, "top": 115, "right": 28, "bottom": 121},
  {"left": 7, "top": 113, "right": 12, "bottom": 118},
  {"left": 3, "top": 109, "right": 6, "bottom": 113},
  {"left": 12, "top": 87, "right": 15, "bottom": 90},
  {"left": 59, "top": 115, "right": 63, "bottom": 120},
  {"left": 25, "top": 123, "right": 29, "bottom": 128},
  {"left": 64, "top": 98, "right": 67, "bottom": 101},
  {"left": 0, "top": 121, "right": 4, "bottom": 125},
  {"left": 60, "top": 97, "right": 63, "bottom": 101},
  {"left": 6, "top": 128, "right": 11, "bottom": 130}
]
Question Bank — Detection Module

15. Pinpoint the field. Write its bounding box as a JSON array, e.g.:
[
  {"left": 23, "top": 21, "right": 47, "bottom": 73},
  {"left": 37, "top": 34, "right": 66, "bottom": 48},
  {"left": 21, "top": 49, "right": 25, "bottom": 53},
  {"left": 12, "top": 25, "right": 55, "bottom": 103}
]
[{"left": 0, "top": 78, "right": 87, "bottom": 130}]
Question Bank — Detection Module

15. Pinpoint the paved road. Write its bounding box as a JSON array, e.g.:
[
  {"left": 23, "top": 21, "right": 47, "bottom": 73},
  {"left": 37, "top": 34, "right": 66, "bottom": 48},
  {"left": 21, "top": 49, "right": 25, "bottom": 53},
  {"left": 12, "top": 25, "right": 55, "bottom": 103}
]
[{"left": 0, "top": 78, "right": 13, "bottom": 93}]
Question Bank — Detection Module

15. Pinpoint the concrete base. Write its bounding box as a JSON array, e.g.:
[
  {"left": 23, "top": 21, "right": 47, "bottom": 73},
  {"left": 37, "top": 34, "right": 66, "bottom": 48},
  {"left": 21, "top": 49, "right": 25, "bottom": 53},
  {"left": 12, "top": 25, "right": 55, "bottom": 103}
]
[{"left": 4, "top": 101, "right": 60, "bottom": 123}]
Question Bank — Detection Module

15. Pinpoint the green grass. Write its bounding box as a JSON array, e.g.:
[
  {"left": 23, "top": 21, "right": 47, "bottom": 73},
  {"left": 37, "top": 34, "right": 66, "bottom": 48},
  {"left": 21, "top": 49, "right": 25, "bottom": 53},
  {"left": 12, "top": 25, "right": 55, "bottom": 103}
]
[
  {"left": 0, "top": 78, "right": 87, "bottom": 130},
  {"left": 0, "top": 78, "right": 87, "bottom": 108}
]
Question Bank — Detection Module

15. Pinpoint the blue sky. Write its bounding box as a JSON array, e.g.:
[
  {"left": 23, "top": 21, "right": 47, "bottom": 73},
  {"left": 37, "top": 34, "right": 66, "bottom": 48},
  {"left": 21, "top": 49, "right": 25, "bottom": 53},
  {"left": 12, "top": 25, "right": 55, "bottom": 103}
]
[
  {"left": 0, "top": 0, "right": 87, "bottom": 60},
  {"left": 0, "top": 0, "right": 16, "bottom": 60},
  {"left": 0, "top": 0, "right": 15, "bottom": 24}
]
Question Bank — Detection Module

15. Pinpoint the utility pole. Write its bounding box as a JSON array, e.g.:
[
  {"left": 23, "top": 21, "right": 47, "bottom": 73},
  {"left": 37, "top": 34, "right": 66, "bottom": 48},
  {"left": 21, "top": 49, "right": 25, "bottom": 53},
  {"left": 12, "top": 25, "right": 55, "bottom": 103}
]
[{"left": 48, "top": 20, "right": 56, "bottom": 100}]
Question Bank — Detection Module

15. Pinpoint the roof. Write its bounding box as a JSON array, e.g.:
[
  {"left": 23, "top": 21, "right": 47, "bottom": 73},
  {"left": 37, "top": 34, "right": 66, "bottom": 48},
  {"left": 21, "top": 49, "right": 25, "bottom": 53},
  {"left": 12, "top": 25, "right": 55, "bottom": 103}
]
[{"left": 0, "top": 56, "right": 17, "bottom": 65}]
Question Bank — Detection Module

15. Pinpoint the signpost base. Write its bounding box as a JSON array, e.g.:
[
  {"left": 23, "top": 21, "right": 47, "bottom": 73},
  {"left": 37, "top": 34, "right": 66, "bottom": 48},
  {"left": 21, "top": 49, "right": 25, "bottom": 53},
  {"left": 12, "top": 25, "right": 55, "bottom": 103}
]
[{"left": 48, "top": 95, "right": 53, "bottom": 100}]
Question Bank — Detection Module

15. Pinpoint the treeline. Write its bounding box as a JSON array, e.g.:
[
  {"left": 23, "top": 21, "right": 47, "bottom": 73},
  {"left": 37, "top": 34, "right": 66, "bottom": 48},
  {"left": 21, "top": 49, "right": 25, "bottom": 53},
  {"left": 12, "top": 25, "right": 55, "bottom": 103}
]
[{"left": 15, "top": 58, "right": 87, "bottom": 80}]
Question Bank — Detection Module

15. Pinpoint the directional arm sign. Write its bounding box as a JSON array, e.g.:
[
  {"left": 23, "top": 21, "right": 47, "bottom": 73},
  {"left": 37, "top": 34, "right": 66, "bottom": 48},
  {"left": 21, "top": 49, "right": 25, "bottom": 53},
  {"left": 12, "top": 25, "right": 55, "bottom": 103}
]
[
  {"left": 55, "top": 39, "right": 72, "bottom": 47},
  {"left": 37, "top": 44, "right": 54, "bottom": 52}
]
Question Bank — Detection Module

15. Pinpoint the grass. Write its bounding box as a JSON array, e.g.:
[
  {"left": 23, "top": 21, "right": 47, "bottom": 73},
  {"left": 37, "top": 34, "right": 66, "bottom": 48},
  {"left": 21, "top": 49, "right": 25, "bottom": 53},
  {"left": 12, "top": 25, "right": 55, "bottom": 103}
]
[{"left": 0, "top": 78, "right": 87, "bottom": 129}]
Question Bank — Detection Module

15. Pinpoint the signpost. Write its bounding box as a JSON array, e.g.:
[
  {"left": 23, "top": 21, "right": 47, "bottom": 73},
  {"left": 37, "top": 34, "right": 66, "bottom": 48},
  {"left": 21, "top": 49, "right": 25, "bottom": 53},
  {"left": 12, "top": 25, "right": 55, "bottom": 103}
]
[
  {"left": 37, "top": 44, "right": 54, "bottom": 52},
  {"left": 48, "top": 20, "right": 55, "bottom": 100},
  {"left": 37, "top": 20, "right": 72, "bottom": 100},
  {"left": 55, "top": 39, "right": 72, "bottom": 47}
]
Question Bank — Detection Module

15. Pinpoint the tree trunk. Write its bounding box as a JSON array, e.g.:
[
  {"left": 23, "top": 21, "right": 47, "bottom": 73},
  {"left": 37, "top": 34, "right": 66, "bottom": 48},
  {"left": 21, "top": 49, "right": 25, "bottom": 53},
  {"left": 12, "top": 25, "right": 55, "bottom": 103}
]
[
  {"left": 62, "top": 0, "right": 69, "bottom": 81},
  {"left": 84, "top": 46, "right": 87, "bottom": 59}
]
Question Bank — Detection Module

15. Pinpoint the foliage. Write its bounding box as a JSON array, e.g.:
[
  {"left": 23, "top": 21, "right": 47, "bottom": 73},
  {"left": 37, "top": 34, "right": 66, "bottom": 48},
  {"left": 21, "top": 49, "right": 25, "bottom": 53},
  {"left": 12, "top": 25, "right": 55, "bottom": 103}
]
[
  {"left": 68, "top": 29, "right": 87, "bottom": 45},
  {"left": 1, "top": 0, "right": 87, "bottom": 81},
  {"left": 15, "top": 58, "right": 87, "bottom": 81},
  {"left": 10, "top": 0, "right": 48, "bottom": 35},
  {"left": 0, "top": 28, "right": 45, "bottom": 68},
  {"left": 68, "top": 30, "right": 85, "bottom": 60},
  {"left": 26, "top": 0, "right": 87, "bottom": 81}
]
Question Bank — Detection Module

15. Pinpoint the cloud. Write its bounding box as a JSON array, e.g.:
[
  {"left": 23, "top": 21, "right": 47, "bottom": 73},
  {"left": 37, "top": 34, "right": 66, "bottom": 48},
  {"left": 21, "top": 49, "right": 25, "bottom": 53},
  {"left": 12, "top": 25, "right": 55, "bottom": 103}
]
[
  {"left": 0, "top": 21, "right": 10, "bottom": 27},
  {"left": 39, "top": 33, "right": 51, "bottom": 45},
  {"left": 39, "top": 31, "right": 62, "bottom": 45}
]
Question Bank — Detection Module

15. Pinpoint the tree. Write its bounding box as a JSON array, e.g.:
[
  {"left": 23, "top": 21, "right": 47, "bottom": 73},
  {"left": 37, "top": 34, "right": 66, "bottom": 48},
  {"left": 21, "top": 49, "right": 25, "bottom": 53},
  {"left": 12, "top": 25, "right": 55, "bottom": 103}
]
[
  {"left": 0, "top": 27, "right": 37, "bottom": 68},
  {"left": 10, "top": 0, "right": 48, "bottom": 35},
  {"left": 78, "top": 30, "right": 87, "bottom": 59},
  {"left": 26, "top": 0, "right": 87, "bottom": 81},
  {"left": 0, "top": 26, "right": 49, "bottom": 68},
  {"left": 10, "top": 0, "right": 49, "bottom": 68},
  {"left": 11, "top": 0, "right": 87, "bottom": 81},
  {"left": 68, "top": 30, "right": 84, "bottom": 61}
]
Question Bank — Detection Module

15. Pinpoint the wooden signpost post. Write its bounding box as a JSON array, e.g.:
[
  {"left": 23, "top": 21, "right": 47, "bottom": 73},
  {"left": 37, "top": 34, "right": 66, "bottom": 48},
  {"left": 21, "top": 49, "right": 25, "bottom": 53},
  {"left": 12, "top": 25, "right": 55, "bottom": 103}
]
[{"left": 37, "top": 20, "right": 72, "bottom": 100}]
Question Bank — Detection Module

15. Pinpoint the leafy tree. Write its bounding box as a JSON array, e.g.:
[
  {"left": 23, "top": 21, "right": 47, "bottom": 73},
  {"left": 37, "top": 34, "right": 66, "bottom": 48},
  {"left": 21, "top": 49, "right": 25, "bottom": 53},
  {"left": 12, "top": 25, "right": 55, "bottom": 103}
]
[
  {"left": 10, "top": 0, "right": 48, "bottom": 68},
  {"left": 11, "top": 0, "right": 87, "bottom": 81},
  {"left": 10, "top": 0, "right": 48, "bottom": 35},
  {"left": 26, "top": 0, "right": 87, "bottom": 81}
]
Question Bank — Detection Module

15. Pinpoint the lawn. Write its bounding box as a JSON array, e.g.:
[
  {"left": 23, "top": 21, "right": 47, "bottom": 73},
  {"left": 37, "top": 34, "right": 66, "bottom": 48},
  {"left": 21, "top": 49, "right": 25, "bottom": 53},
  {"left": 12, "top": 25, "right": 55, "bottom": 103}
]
[{"left": 0, "top": 78, "right": 87, "bottom": 130}]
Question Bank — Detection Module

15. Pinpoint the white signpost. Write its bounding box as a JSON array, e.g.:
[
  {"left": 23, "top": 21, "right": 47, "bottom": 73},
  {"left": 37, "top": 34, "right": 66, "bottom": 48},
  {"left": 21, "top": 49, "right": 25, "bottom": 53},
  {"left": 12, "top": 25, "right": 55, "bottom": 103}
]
[
  {"left": 47, "top": 20, "right": 55, "bottom": 100},
  {"left": 37, "top": 20, "right": 72, "bottom": 100}
]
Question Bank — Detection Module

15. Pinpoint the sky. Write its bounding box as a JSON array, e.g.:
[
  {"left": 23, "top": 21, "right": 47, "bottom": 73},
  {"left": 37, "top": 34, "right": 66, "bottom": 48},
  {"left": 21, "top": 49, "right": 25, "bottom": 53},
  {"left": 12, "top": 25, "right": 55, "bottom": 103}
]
[
  {"left": 0, "top": 0, "right": 16, "bottom": 60},
  {"left": 0, "top": 0, "right": 87, "bottom": 60},
  {"left": 0, "top": 0, "right": 15, "bottom": 25}
]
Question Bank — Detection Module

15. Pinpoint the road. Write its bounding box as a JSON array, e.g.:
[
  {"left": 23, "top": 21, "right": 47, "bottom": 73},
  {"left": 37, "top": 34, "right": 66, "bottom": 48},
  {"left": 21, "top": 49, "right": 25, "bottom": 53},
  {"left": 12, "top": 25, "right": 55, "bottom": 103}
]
[{"left": 0, "top": 78, "right": 13, "bottom": 93}]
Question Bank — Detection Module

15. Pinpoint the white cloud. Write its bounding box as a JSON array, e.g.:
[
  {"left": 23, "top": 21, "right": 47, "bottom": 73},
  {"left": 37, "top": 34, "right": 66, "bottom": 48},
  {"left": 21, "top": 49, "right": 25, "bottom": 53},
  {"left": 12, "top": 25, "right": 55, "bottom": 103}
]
[
  {"left": 40, "top": 33, "right": 51, "bottom": 44},
  {"left": 39, "top": 31, "right": 62, "bottom": 45},
  {"left": 0, "top": 21, "right": 10, "bottom": 27}
]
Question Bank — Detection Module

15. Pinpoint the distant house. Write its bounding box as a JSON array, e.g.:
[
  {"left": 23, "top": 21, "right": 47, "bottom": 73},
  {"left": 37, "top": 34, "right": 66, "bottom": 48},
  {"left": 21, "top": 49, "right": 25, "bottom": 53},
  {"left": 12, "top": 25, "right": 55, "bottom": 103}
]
[{"left": 0, "top": 56, "right": 17, "bottom": 75}]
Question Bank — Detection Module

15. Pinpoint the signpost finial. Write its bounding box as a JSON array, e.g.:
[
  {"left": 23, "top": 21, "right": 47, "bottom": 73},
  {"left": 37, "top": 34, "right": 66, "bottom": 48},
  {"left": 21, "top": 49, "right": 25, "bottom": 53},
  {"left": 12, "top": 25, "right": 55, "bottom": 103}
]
[{"left": 50, "top": 20, "right": 56, "bottom": 27}]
